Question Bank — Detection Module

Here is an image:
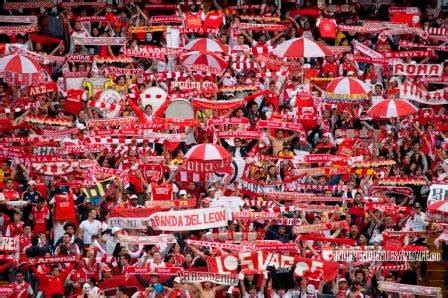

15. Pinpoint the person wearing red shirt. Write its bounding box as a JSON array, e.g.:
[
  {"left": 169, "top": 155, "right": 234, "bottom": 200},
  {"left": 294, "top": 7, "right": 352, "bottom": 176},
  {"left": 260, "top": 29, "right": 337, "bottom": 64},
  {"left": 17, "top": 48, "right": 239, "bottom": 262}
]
[
  {"left": 66, "top": 264, "right": 89, "bottom": 297},
  {"left": 419, "top": 123, "right": 439, "bottom": 161},
  {"left": 166, "top": 277, "right": 191, "bottom": 298},
  {"left": 316, "top": 17, "right": 337, "bottom": 39},
  {"left": 148, "top": 181, "right": 178, "bottom": 201},
  {"left": 5, "top": 210, "right": 24, "bottom": 237},
  {"left": 17, "top": 224, "right": 32, "bottom": 263},
  {"left": 30, "top": 198, "right": 50, "bottom": 235},
  {"left": 2, "top": 179, "right": 19, "bottom": 201},
  {"left": 321, "top": 55, "right": 339, "bottom": 77},
  {"left": 0, "top": 197, "right": 10, "bottom": 235},
  {"left": 10, "top": 271, "right": 34, "bottom": 298},
  {"left": 31, "top": 263, "right": 75, "bottom": 298}
]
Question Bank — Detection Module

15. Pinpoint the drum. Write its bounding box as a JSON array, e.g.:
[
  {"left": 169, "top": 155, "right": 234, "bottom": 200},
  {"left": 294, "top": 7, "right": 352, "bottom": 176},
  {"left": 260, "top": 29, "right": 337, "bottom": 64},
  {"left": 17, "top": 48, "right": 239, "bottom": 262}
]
[
  {"left": 98, "top": 89, "right": 123, "bottom": 118},
  {"left": 164, "top": 99, "right": 194, "bottom": 119}
]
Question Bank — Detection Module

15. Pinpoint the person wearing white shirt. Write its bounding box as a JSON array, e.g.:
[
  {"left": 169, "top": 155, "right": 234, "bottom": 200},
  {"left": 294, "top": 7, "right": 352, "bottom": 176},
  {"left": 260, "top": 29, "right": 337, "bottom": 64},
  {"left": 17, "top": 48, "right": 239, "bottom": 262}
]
[{"left": 79, "top": 209, "right": 102, "bottom": 246}]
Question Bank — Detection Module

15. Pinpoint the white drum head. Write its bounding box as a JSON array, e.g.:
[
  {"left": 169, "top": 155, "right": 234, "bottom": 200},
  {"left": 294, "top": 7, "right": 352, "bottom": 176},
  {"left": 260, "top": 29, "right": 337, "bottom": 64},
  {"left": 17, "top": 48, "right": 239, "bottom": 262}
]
[{"left": 164, "top": 99, "right": 194, "bottom": 119}]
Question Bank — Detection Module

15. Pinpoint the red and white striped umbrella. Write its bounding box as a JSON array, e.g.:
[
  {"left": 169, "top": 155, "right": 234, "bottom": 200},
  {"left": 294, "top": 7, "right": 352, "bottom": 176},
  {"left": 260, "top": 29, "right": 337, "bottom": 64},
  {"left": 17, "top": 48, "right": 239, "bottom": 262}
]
[
  {"left": 323, "top": 77, "right": 371, "bottom": 102},
  {"left": 428, "top": 201, "right": 448, "bottom": 213},
  {"left": 273, "top": 37, "right": 333, "bottom": 58},
  {"left": 0, "top": 54, "right": 43, "bottom": 86},
  {"left": 181, "top": 52, "right": 228, "bottom": 74},
  {"left": 427, "top": 201, "right": 448, "bottom": 223},
  {"left": 183, "top": 144, "right": 231, "bottom": 172},
  {"left": 367, "top": 99, "right": 418, "bottom": 118},
  {"left": 184, "top": 38, "right": 229, "bottom": 53}
]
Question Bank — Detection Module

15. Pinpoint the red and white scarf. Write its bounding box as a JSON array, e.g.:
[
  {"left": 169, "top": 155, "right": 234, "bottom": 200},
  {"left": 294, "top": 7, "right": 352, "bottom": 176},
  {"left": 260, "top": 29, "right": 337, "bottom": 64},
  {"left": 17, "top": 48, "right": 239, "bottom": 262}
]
[
  {"left": 73, "top": 37, "right": 127, "bottom": 46},
  {"left": 234, "top": 23, "right": 286, "bottom": 32},
  {"left": 0, "top": 23, "right": 37, "bottom": 35},
  {"left": 217, "top": 131, "right": 262, "bottom": 139},
  {"left": 377, "top": 281, "right": 441, "bottom": 296}
]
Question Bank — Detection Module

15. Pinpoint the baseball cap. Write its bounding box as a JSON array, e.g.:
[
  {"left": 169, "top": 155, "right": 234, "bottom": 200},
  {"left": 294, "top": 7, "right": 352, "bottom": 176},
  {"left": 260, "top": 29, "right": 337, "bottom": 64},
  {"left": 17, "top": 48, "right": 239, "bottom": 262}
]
[
  {"left": 173, "top": 277, "right": 182, "bottom": 283},
  {"left": 179, "top": 190, "right": 187, "bottom": 196},
  {"left": 130, "top": 194, "right": 138, "bottom": 200},
  {"left": 111, "top": 227, "right": 122, "bottom": 234},
  {"left": 338, "top": 278, "right": 347, "bottom": 283}
]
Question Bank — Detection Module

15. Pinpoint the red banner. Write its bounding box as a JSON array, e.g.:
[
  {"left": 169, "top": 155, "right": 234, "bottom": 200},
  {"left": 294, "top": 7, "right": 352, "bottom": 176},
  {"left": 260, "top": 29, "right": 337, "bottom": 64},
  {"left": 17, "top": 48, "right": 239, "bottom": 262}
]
[
  {"left": 28, "top": 255, "right": 78, "bottom": 265},
  {"left": 208, "top": 251, "right": 338, "bottom": 281},
  {"left": 257, "top": 120, "right": 304, "bottom": 132},
  {"left": 303, "top": 154, "right": 345, "bottom": 163}
]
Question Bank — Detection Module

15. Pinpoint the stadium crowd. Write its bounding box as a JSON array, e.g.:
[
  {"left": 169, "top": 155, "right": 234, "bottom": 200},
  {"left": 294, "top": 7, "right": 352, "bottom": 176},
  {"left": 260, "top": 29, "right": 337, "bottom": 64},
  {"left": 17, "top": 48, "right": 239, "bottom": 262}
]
[{"left": 0, "top": 0, "right": 447, "bottom": 297}]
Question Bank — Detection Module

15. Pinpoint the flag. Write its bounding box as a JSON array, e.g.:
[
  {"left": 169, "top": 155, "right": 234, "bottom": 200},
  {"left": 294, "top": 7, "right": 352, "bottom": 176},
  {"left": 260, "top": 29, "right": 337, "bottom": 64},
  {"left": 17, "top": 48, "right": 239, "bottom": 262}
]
[{"left": 81, "top": 177, "right": 115, "bottom": 205}]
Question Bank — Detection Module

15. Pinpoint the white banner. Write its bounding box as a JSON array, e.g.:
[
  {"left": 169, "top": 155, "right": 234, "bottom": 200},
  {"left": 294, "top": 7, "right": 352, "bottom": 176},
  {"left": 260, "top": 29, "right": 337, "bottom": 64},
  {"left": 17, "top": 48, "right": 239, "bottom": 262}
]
[
  {"left": 377, "top": 281, "right": 441, "bottom": 297},
  {"left": 352, "top": 40, "right": 384, "bottom": 58},
  {"left": 393, "top": 63, "right": 443, "bottom": 76},
  {"left": 107, "top": 208, "right": 155, "bottom": 230},
  {"left": 428, "top": 184, "right": 448, "bottom": 205},
  {"left": 210, "top": 196, "right": 244, "bottom": 219},
  {"left": 400, "top": 82, "right": 448, "bottom": 105},
  {"left": 147, "top": 207, "right": 227, "bottom": 231},
  {"left": 117, "top": 234, "right": 177, "bottom": 244},
  {"left": 181, "top": 271, "right": 239, "bottom": 286}
]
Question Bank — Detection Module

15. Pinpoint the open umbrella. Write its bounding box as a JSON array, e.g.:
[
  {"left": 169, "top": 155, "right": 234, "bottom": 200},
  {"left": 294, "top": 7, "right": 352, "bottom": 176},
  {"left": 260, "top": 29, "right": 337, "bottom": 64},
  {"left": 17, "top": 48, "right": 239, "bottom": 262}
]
[
  {"left": 273, "top": 37, "right": 333, "bottom": 58},
  {"left": 323, "top": 77, "right": 370, "bottom": 102},
  {"left": 184, "top": 38, "right": 229, "bottom": 53},
  {"left": 367, "top": 99, "right": 418, "bottom": 118},
  {"left": 181, "top": 51, "right": 228, "bottom": 74},
  {"left": 0, "top": 53, "right": 43, "bottom": 86},
  {"left": 183, "top": 143, "right": 231, "bottom": 172}
]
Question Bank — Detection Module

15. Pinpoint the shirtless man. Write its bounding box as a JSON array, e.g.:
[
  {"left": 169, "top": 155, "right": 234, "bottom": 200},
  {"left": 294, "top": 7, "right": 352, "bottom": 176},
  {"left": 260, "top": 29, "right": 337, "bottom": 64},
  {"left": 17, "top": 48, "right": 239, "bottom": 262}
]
[{"left": 266, "top": 129, "right": 297, "bottom": 156}]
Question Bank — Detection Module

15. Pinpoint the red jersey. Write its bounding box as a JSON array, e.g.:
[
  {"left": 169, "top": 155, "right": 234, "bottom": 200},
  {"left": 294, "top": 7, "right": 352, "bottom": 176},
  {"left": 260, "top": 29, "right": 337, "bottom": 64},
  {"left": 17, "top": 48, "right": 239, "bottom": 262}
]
[
  {"left": 422, "top": 131, "right": 437, "bottom": 156},
  {"left": 317, "top": 18, "right": 337, "bottom": 39},
  {"left": 31, "top": 206, "right": 49, "bottom": 234},
  {"left": 151, "top": 182, "right": 173, "bottom": 201},
  {"left": 321, "top": 61, "right": 339, "bottom": 76},
  {"left": 11, "top": 281, "right": 33, "bottom": 298},
  {"left": 0, "top": 213, "right": 10, "bottom": 233},
  {"left": 68, "top": 268, "right": 88, "bottom": 296},
  {"left": 32, "top": 264, "right": 74, "bottom": 297},
  {"left": 6, "top": 221, "right": 24, "bottom": 237},
  {"left": 18, "top": 234, "right": 31, "bottom": 262},
  {"left": 184, "top": 12, "right": 202, "bottom": 29},
  {"left": 53, "top": 194, "right": 77, "bottom": 222},
  {"left": 3, "top": 189, "right": 19, "bottom": 201},
  {"left": 204, "top": 11, "right": 224, "bottom": 29}
]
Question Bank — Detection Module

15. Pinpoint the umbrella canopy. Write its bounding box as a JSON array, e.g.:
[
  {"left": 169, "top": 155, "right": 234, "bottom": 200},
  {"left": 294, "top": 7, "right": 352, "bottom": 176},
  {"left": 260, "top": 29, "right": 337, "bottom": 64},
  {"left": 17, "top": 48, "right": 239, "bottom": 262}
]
[
  {"left": 367, "top": 99, "right": 418, "bottom": 118},
  {"left": 184, "top": 143, "right": 231, "bottom": 172},
  {"left": 428, "top": 201, "right": 448, "bottom": 213},
  {"left": 427, "top": 200, "right": 448, "bottom": 223},
  {"left": 323, "top": 77, "right": 371, "bottom": 102},
  {"left": 184, "top": 38, "right": 229, "bottom": 53},
  {"left": 0, "top": 54, "right": 43, "bottom": 86},
  {"left": 181, "top": 52, "right": 228, "bottom": 74},
  {"left": 273, "top": 37, "right": 333, "bottom": 58}
]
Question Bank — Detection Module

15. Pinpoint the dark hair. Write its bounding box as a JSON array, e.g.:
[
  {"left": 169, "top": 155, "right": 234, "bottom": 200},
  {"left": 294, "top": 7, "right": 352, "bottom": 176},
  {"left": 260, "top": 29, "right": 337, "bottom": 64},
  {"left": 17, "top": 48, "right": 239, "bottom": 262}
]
[
  {"left": 50, "top": 265, "right": 59, "bottom": 274},
  {"left": 31, "top": 236, "right": 39, "bottom": 246},
  {"left": 63, "top": 222, "right": 76, "bottom": 231}
]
